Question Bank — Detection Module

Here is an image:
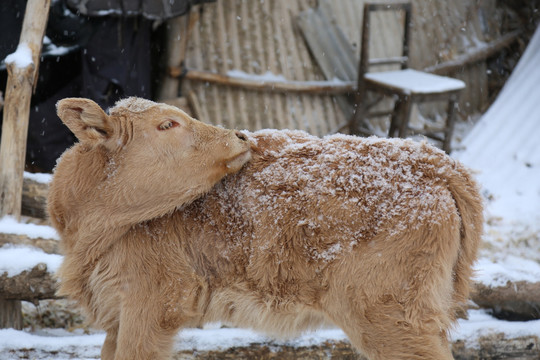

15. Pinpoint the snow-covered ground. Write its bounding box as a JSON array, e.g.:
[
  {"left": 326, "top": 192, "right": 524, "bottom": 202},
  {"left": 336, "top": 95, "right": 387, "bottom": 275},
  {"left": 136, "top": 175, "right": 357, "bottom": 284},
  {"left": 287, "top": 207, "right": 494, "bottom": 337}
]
[
  {"left": 1, "top": 24, "right": 539, "bottom": 360},
  {"left": 0, "top": 309, "right": 540, "bottom": 359}
]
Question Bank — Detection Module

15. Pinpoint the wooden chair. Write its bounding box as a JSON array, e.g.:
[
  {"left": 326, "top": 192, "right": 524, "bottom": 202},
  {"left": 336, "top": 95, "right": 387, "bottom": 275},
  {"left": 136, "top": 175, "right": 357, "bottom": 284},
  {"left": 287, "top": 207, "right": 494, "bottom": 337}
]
[{"left": 349, "top": 1, "right": 465, "bottom": 152}]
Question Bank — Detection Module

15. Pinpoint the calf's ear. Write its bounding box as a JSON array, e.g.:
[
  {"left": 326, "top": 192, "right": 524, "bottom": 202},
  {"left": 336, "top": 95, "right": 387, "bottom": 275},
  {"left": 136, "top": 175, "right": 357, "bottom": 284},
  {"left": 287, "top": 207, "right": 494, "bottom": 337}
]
[{"left": 56, "top": 98, "right": 113, "bottom": 144}]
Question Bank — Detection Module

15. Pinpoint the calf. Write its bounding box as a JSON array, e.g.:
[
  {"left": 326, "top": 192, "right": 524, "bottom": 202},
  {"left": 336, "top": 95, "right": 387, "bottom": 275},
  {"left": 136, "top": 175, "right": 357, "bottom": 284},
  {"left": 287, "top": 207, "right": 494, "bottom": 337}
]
[{"left": 48, "top": 97, "right": 483, "bottom": 360}]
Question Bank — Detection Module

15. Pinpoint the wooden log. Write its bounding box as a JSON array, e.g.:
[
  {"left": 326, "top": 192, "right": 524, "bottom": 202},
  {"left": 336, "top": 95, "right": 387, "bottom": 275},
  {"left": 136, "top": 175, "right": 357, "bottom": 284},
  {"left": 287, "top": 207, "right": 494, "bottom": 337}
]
[
  {"left": 21, "top": 177, "right": 49, "bottom": 220},
  {"left": 178, "top": 69, "right": 356, "bottom": 95},
  {"left": 471, "top": 281, "right": 540, "bottom": 321},
  {"left": 0, "top": 233, "right": 59, "bottom": 254},
  {"left": 174, "top": 340, "right": 365, "bottom": 359},
  {"left": 452, "top": 335, "right": 540, "bottom": 360},
  {"left": 0, "top": 0, "right": 51, "bottom": 220},
  {"left": 172, "top": 334, "right": 540, "bottom": 360},
  {"left": 0, "top": 263, "right": 59, "bottom": 302},
  {"left": 0, "top": 333, "right": 538, "bottom": 359}
]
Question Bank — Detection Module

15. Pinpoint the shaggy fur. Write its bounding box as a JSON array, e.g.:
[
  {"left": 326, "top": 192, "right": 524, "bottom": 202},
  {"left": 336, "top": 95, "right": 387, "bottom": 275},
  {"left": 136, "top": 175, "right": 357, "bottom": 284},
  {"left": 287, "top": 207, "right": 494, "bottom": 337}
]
[{"left": 48, "top": 97, "right": 483, "bottom": 360}]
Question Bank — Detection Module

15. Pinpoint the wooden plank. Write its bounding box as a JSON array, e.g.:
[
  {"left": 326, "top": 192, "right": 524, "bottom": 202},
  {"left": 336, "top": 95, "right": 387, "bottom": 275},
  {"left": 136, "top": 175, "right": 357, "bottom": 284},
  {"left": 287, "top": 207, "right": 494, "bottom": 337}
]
[
  {"left": 297, "top": 5, "right": 356, "bottom": 81},
  {"left": 296, "top": 2, "right": 356, "bottom": 120},
  {"left": 182, "top": 69, "right": 355, "bottom": 94}
]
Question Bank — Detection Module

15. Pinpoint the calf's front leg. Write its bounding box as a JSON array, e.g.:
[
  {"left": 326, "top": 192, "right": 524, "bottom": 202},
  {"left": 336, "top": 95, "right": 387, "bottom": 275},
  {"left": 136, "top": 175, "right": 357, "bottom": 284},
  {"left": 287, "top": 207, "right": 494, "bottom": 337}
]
[{"left": 101, "top": 326, "right": 118, "bottom": 360}]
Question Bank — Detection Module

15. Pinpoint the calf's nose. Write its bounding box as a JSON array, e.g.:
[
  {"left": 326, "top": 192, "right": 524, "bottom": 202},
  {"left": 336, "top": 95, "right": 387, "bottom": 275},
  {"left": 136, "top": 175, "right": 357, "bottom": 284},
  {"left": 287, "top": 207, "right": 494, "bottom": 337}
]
[{"left": 235, "top": 131, "right": 248, "bottom": 142}]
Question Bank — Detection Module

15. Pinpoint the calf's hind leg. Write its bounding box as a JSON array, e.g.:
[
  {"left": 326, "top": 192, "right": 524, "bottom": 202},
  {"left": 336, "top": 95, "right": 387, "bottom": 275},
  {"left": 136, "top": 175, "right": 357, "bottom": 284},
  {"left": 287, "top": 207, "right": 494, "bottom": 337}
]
[{"left": 327, "top": 300, "right": 454, "bottom": 360}]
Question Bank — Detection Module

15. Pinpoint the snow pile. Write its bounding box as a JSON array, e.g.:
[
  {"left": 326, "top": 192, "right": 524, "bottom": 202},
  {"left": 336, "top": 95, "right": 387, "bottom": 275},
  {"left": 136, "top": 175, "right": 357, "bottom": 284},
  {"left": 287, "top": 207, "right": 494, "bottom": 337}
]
[
  {"left": 0, "top": 216, "right": 58, "bottom": 240},
  {"left": 452, "top": 309, "right": 540, "bottom": 345},
  {"left": 23, "top": 171, "right": 52, "bottom": 184},
  {"left": 4, "top": 43, "right": 33, "bottom": 68},
  {"left": 0, "top": 328, "right": 104, "bottom": 360},
  {"left": 475, "top": 255, "right": 540, "bottom": 287},
  {"left": 0, "top": 244, "right": 62, "bottom": 276}
]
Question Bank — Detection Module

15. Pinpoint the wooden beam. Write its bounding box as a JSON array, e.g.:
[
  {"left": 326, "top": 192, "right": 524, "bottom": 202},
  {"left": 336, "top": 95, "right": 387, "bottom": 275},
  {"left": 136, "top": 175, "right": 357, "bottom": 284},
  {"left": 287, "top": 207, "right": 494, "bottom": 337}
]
[
  {"left": 425, "top": 30, "right": 522, "bottom": 75},
  {"left": 178, "top": 69, "right": 355, "bottom": 95}
]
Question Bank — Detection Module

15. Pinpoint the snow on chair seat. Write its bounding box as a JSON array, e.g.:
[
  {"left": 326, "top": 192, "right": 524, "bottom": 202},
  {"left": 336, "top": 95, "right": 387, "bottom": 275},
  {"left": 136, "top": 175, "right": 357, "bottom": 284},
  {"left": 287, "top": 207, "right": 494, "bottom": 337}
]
[{"left": 364, "top": 69, "right": 466, "bottom": 96}]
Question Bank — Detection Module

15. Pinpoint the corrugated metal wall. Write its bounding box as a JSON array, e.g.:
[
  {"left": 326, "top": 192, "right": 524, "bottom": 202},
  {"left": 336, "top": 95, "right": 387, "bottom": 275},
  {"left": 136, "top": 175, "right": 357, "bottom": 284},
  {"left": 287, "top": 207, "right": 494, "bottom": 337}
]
[
  {"left": 181, "top": 0, "right": 503, "bottom": 136},
  {"left": 183, "top": 0, "right": 344, "bottom": 135}
]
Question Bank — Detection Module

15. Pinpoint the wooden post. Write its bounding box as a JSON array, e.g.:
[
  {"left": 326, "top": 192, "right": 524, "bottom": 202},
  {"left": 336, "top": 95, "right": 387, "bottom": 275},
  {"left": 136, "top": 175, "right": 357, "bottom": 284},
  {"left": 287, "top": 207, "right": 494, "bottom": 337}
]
[
  {"left": 0, "top": 0, "right": 51, "bottom": 330},
  {"left": 0, "top": 300, "right": 22, "bottom": 329},
  {"left": 157, "top": 10, "right": 197, "bottom": 101}
]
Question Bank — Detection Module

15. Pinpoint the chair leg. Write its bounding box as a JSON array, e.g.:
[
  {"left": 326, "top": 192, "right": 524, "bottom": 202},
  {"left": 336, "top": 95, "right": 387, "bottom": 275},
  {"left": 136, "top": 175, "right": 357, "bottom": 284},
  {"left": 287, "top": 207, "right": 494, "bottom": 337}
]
[
  {"left": 389, "top": 97, "right": 402, "bottom": 137},
  {"left": 349, "top": 89, "right": 368, "bottom": 135},
  {"left": 442, "top": 97, "right": 459, "bottom": 153},
  {"left": 389, "top": 95, "right": 412, "bottom": 138}
]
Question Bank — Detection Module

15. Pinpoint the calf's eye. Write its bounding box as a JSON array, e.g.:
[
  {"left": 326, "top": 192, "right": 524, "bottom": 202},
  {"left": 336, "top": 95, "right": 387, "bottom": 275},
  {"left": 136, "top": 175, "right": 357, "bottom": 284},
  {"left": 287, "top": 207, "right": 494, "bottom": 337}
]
[{"left": 158, "top": 120, "right": 178, "bottom": 131}]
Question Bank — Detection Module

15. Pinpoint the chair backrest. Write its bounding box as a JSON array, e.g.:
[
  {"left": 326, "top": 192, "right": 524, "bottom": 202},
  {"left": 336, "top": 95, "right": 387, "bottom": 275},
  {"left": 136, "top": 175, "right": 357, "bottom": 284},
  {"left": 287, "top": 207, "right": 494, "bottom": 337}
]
[{"left": 359, "top": 1, "right": 412, "bottom": 80}]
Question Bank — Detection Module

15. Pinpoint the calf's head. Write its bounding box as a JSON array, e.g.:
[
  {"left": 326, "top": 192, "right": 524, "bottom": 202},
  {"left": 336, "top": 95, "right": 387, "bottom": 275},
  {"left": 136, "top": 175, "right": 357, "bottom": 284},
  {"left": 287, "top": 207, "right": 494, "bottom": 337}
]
[{"left": 51, "top": 97, "right": 251, "bottom": 229}]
